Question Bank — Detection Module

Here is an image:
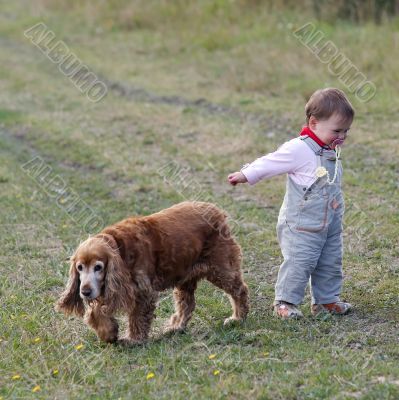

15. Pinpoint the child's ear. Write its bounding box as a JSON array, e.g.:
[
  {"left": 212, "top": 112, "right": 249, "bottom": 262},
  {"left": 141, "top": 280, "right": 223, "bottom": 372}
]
[{"left": 308, "top": 116, "right": 317, "bottom": 130}]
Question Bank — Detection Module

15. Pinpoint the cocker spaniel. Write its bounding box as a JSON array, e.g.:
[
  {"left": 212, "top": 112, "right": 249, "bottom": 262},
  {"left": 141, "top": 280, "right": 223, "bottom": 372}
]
[{"left": 56, "top": 201, "right": 249, "bottom": 345}]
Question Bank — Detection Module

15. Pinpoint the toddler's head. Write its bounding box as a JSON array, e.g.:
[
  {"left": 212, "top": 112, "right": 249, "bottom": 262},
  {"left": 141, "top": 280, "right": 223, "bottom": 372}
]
[{"left": 305, "top": 88, "right": 355, "bottom": 148}]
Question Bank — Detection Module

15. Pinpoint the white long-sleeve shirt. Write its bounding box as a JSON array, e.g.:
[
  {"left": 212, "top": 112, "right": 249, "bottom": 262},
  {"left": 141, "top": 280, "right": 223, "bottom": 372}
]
[{"left": 241, "top": 137, "right": 319, "bottom": 187}]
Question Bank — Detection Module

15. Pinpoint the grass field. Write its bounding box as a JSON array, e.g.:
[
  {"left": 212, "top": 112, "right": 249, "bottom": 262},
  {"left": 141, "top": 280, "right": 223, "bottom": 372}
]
[{"left": 0, "top": 1, "right": 398, "bottom": 399}]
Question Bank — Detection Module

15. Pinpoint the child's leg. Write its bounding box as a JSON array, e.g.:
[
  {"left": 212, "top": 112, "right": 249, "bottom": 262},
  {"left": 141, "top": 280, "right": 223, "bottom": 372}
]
[
  {"left": 275, "top": 221, "right": 325, "bottom": 305},
  {"left": 310, "top": 214, "right": 343, "bottom": 305}
]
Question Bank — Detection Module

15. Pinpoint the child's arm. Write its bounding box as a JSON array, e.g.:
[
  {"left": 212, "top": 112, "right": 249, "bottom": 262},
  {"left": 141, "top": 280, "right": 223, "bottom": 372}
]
[{"left": 228, "top": 139, "right": 303, "bottom": 186}]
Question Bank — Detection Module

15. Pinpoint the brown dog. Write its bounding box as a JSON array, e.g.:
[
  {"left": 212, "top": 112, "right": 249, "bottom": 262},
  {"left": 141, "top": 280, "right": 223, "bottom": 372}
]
[{"left": 56, "top": 201, "right": 249, "bottom": 345}]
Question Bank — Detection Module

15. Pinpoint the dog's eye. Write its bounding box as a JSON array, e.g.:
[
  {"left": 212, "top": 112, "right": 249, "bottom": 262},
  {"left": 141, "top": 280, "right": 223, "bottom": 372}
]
[
  {"left": 77, "top": 264, "right": 83, "bottom": 271},
  {"left": 94, "top": 264, "right": 102, "bottom": 272}
]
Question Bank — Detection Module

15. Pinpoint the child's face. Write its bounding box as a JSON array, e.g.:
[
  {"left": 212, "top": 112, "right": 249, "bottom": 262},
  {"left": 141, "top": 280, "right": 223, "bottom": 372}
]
[{"left": 309, "top": 113, "right": 352, "bottom": 149}]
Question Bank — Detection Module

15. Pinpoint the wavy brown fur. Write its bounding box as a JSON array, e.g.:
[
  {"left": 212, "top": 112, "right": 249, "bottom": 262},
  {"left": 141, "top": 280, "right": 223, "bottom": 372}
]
[{"left": 56, "top": 201, "right": 249, "bottom": 345}]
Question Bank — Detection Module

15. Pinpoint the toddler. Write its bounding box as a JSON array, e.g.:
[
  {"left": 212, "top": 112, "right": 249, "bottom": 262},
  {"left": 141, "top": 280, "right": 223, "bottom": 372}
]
[{"left": 228, "top": 88, "right": 354, "bottom": 318}]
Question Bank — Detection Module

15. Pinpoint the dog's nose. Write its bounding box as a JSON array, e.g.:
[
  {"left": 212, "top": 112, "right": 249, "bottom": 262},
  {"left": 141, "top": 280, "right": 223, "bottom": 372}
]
[{"left": 81, "top": 288, "right": 92, "bottom": 297}]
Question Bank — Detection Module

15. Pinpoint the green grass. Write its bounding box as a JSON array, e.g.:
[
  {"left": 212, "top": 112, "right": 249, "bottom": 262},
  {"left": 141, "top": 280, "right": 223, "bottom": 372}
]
[{"left": 0, "top": 1, "right": 398, "bottom": 399}]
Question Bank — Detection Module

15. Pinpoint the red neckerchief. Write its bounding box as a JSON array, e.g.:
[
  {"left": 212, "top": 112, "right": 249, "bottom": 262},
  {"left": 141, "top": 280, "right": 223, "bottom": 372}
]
[{"left": 299, "top": 126, "right": 328, "bottom": 148}]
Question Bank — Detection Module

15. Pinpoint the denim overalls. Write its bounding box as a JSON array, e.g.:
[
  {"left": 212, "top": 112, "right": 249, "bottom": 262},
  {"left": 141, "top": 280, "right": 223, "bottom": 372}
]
[{"left": 275, "top": 135, "right": 345, "bottom": 305}]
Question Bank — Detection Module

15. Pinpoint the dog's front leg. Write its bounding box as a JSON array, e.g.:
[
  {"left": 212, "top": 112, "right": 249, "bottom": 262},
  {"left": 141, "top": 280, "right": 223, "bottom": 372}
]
[
  {"left": 119, "top": 289, "right": 158, "bottom": 346},
  {"left": 84, "top": 305, "right": 119, "bottom": 343}
]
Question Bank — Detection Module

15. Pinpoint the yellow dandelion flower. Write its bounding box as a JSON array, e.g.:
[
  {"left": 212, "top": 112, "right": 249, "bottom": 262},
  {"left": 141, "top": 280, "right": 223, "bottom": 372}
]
[
  {"left": 12, "top": 374, "right": 21, "bottom": 380},
  {"left": 75, "top": 343, "right": 84, "bottom": 350},
  {"left": 32, "top": 385, "right": 41, "bottom": 392},
  {"left": 146, "top": 372, "right": 155, "bottom": 380},
  {"left": 208, "top": 354, "right": 216, "bottom": 360},
  {"left": 213, "top": 370, "right": 220, "bottom": 376},
  {"left": 52, "top": 369, "right": 59, "bottom": 376},
  {"left": 34, "top": 337, "right": 41, "bottom": 343},
  {"left": 263, "top": 352, "right": 269, "bottom": 357}
]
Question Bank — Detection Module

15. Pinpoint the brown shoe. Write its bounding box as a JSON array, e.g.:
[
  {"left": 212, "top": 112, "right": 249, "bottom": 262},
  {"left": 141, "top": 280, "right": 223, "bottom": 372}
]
[
  {"left": 311, "top": 301, "right": 352, "bottom": 316},
  {"left": 273, "top": 301, "right": 303, "bottom": 319}
]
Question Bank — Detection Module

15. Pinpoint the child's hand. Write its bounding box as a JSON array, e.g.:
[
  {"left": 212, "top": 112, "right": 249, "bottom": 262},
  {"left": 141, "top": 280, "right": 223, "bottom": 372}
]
[{"left": 228, "top": 171, "right": 248, "bottom": 186}]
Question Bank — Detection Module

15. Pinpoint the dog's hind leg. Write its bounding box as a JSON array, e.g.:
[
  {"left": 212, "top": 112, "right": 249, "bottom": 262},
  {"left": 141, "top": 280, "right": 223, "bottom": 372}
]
[
  {"left": 166, "top": 279, "right": 198, "bottom": 332},
  {"left": 207, "top": 270, "right": 249, "bottom": 325},
  {"left": 205, "top": 241, "right": 249, "bottom": 325}
]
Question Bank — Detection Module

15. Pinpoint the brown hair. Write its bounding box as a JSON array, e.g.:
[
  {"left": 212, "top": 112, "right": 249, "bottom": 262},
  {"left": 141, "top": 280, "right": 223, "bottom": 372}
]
[{"left": 305, "top": 88, "right": 355, "bottom": 124}]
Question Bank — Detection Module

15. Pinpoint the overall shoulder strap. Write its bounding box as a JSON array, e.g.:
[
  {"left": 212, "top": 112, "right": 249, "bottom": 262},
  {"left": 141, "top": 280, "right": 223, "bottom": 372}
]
[{"left": 300, "top": 135, "right": 324, "bottom": 156}]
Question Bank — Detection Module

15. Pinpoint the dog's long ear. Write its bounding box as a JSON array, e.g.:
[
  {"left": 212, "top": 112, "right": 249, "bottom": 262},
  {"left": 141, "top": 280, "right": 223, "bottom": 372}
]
[
  {"left": 55, "top": 259, "right": 85, "bottom": 317},
  {"left": 102, "top": 237, "right": 134, "bottom": 314}
]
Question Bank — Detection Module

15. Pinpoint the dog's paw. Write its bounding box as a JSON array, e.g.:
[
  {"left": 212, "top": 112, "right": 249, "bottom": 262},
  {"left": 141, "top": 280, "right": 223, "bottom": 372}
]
[
  {"left": 168, "top": 313, "right": 182, "bottom": 326},
  {"left": 163, "top": 323, "right": 186, "bottom": 335},
  {"left": 163, "top": 313, "right": 187, "bottom": 334},
  {"left": 223, "top": 317, "right": 241, "bottom": 326}
]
